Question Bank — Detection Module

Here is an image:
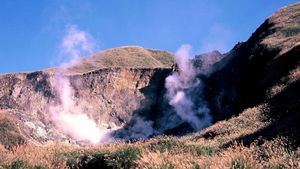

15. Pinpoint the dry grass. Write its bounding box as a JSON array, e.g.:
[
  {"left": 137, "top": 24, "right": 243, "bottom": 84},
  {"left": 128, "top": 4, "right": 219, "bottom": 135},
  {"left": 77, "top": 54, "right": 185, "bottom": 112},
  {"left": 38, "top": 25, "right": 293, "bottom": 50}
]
[
  {"left": 0, "top": 103, "right": 299, "bottom": 169},
  {"left": 261, "top": 2, "right": 300, "bottom": 54},
  {"left": 45, "top": 46, "right": 174, "bottom": 75},
  {"left": 0, "top": 111, "right": 25, "bottom": 150},
  {"left": 1, "top": 65, "right": 298, "bottom": 168},
  {"left": 0, "top": 135, "right": 298, "bottom": 169},
  {"left": 267, "top": 65, "right": 300, "bottom": 98}
]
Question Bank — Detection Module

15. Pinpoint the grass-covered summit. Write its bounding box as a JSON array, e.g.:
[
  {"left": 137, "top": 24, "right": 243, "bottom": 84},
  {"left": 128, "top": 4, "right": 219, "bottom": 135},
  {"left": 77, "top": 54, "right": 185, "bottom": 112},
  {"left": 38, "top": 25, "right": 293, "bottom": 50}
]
[{"left": 48, "top": 46, "right": 174, "bottom": 74}]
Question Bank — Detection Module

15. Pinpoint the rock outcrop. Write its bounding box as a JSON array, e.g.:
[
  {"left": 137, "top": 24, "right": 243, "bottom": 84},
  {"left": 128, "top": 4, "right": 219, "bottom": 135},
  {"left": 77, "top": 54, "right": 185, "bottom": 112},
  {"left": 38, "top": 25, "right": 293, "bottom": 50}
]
[{"left": 0, "top": 46, "right": 174, "bottom": 144}]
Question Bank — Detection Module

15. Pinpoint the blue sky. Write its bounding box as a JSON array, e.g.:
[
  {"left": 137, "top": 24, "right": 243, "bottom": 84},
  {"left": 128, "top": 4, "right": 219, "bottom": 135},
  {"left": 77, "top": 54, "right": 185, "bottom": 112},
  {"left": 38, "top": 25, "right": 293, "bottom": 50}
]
[{"left": 0, "top": 0, "right": 298, "bottom": 73}]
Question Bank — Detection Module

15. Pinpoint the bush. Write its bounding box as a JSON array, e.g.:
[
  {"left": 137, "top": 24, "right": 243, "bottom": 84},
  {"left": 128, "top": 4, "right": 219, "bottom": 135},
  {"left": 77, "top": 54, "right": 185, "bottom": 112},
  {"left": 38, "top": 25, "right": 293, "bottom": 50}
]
[
  {"left": 8, "top": 160, "right": 49, "bottom": 169},
  {"left": 9, "top": 160, "right": 29, "bottom": 169},
  {"left": 107, "top": 147, "right": 140, "bottom": 169},
  {"left": 65, "top": 147, "right": 140, "bottom": 169},
  {"left": 281, "top": 26, "right": 300, "bottom": 37},
  {"left": 148, "top": 138, "right": 182, "bottom": 153},
  {"left": 0, "top": 118, "right": 25, "bottom": 149},
  {"left": 202, "top": 146, "right": 214, "bottom": 156},
  {"left": 64, "top": 152, "right": 84, "bottom": 169},
  {"left": 83, "top": 152, "right": 107, "bottom": 169}
]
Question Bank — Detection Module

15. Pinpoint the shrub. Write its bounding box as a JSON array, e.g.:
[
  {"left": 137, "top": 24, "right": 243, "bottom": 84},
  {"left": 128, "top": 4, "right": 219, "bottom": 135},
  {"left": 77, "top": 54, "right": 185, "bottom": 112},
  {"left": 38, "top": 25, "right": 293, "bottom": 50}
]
[
  {"left": 184, "top": 144, "right": 214, "bottom": 156},
  {"left": 0, "top": 118, "right": 25, "bottom": 149},
  {"left": 66, "top": 147, "right": 140, "bottom": 169},
  {"left": 202, "top": 146, "right": 214, "bottom": 156},
  {"left": 65, "top": 152, "right": 83, "bottom": 169},
  {"left": 107, "top": 147, "right": 140, "bottom": 169},
  {"left": 281, "top": 26, "right": 300, "bottom": 37},
  {"left": 9, "top": 159, "right": 29, "bottom": 169},
  {"left": 8, "top": 159, "right": 49, "bottom": 169},
  {"left": 83, "top": 152, "right": 107, "bottom": 169},
  {"left": 148, "top": 138, "right": 182, "bottom": 153}
]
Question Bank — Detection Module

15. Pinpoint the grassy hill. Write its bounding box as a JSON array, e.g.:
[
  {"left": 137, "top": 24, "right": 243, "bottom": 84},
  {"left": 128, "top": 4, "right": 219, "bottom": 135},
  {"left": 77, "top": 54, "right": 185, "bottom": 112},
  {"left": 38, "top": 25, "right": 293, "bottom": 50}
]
[{"left": 46, "top": 46, "right": 174, "bottom": 75}]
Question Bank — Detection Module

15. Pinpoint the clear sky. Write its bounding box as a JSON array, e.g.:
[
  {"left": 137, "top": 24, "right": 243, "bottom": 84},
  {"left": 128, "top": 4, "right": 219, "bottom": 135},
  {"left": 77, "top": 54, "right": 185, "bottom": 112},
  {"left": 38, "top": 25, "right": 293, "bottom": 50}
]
[{"left": 0, "top": 0, "right": 298, "bottom": 73}]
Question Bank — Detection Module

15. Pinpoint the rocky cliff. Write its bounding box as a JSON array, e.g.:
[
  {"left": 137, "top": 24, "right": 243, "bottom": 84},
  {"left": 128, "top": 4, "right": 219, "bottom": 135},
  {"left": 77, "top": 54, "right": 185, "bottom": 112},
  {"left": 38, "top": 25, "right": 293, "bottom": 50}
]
[{"left": 0, "top": 46, "right": 174, "bottom": 144}]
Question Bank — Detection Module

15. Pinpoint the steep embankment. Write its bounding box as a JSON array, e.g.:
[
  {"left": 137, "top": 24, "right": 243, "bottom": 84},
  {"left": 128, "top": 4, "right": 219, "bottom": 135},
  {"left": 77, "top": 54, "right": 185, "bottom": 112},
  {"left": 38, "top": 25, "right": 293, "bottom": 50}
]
[
  {"left": 206, "top": 3, "right": 299, "bottom": 120},
  {"left": 204, "top": 2, "right": 300, "bottom": 144},
  {"left": 0, "top": 46, "right": 174, "bottom": 145}
]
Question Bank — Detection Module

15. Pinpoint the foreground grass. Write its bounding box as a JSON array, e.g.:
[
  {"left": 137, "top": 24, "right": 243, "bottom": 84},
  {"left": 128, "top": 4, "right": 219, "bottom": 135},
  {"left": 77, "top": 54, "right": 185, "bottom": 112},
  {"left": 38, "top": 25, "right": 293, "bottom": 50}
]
[
  {"left": 0, "top": 135, "right": 299, "bottom": 169},
  {"left": 1, "top": 104, "right": 299, "bottom": 169},
  {"left": 0, "top": 95, "right": 299, "bottom": 169},
  {"left": 1, "top": 91, "right": 299, "bottom": 168}
]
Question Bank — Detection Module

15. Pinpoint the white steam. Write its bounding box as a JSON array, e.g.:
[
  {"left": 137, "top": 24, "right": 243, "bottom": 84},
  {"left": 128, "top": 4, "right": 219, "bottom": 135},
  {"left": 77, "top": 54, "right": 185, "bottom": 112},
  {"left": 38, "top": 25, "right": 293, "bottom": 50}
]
[
  {"left": 165, "top": 45, "right": 211, "bottom": 130},
  {"left": 116, "top": 45, "right": 213, "bottom": 139},
  {"left": 58, "top": 25, "right": 95, "bottom": 68},
  {"left": 50, "top": 27, "right": 212, "bottom": 142},
  {"left": 50, "top": 25, "right": 108, "bottom": 144},
  {"left": 118, "top": 116, "right": 155, "bottom": 140}
]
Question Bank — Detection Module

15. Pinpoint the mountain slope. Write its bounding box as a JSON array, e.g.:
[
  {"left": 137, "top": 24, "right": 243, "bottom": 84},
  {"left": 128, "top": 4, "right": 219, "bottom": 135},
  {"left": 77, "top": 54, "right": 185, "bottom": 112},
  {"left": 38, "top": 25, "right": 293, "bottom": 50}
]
[
  {"left": 205, "top": 2, "right": 300, "bottom": 121},
  {"left": 0, "top": 3, "right": 299, "bottom": 169}
]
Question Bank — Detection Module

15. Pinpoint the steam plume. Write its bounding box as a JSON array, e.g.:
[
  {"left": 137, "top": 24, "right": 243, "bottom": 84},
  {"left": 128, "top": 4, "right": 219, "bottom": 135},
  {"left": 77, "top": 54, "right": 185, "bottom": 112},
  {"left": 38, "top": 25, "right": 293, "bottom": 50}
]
[
  {"left": 115, "top": 45, "right": 213, "bottom": 139},
  {"left": 165, "top": 45, "right": 211, "bottom": 130},
  {"left": 50, "top": 25, "right": 108, "bottom": 144},
  {"left": 59, "top": 25, "right": 95, "bottom": 67},
  {"left": 50, "top": 28, "right": 212, "bottom": 142}
]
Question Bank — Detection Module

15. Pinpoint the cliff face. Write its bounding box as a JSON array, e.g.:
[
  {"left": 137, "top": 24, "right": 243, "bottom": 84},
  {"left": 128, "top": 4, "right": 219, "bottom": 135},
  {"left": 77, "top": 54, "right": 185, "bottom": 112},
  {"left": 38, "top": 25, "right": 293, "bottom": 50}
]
[{"left": 0, "top": 47, "right": 174, "bottom": 144}]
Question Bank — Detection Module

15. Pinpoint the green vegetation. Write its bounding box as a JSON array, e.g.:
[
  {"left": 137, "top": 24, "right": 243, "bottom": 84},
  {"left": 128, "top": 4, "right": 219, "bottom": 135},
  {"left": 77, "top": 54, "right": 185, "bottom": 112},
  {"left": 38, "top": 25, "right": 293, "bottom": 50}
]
[
  {"left": 106, "top": 147, "right": 140, "bottom": 169},
  {"left": 281, "top": 25, "right": 300, "bottom": 37},
  {"left": 0, "top": 117, "right": 25, "bottom": 149},
  {"left": 8, "top": 159, "right": 49, "bottom": 169},
  {"left": 57, "top": 146, "right": 140, "bottom": 169},
  {"left": 148, "top": 138, "right": 183, "bottom": 153}
]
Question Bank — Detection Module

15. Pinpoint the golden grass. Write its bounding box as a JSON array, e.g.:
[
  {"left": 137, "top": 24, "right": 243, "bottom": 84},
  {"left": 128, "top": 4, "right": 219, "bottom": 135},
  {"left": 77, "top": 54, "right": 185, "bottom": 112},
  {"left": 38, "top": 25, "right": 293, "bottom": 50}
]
[
  {"left": 0, "top": 111, "right": 26, "bottom": 150},
  {"left": 261, "top": 2, "right": 300, "bottom": 54},
  {"left": 1, "top": 135, "right": 298, "bottom": 169},
  {"left": 44, "top": 46, "right": 174, "bottom": 75},
  {"left": 267, "top": 65, "right": 300, "bottom": 98},
  {"left": 262, "top": 3, "right": 300, "bottom": 54},
  {"left": 1, "top": 103, "right": 299, "bottom": 169}
]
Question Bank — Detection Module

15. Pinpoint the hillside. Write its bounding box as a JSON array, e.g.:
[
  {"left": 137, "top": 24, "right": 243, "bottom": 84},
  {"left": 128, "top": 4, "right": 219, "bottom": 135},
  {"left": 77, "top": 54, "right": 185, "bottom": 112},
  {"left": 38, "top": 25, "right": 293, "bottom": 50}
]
[
  {"left": 205, "top": 2, "right": 300, "bottom": 120},
  {"left": 0, "top": 2, "right": 299, "bottom": 169},
  {"left": 46, "top": 46, "right": 174, "bottom": 74},
  {"left": 204, "top": 2, "right": 300, "bottom": 146}
]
